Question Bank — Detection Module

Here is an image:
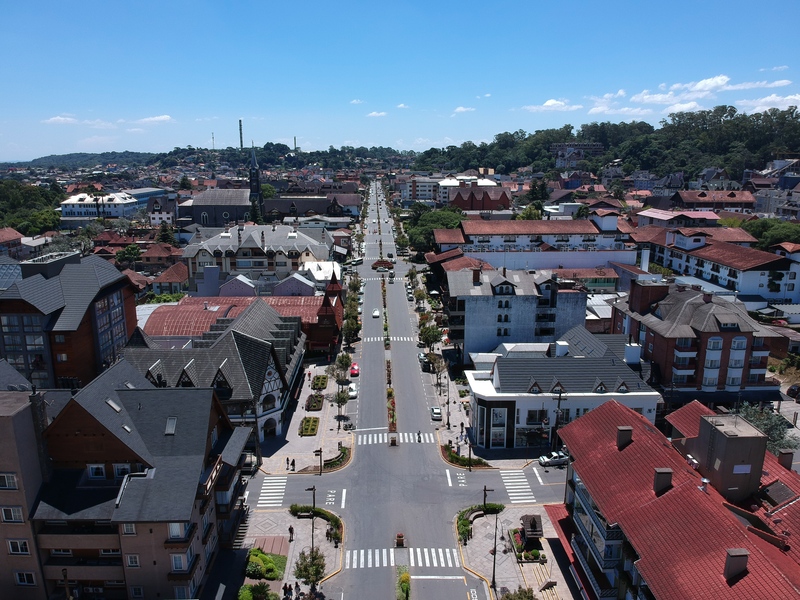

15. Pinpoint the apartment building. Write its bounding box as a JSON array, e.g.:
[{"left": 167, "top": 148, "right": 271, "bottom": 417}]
[
  {"left": 0, "top": 252, "right": 138, "bottom": 389},
  {"left": 611, "top": 280, "right": 786, "bottom": 392},
  {"left": 550, "top": 400, "right": 800, "bottom": 599}
]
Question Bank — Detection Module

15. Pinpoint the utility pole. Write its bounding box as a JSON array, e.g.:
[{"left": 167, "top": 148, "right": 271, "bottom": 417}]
[
  {"left": 483, "top": 485, "right": 494, "bottom": 509},
  {"left": 551, "top": 389, "right": 566, "bottom": 452},
  {"left": 306, "top": 486, "right": 316, "bottom": 553},
  {"left": 446, "top": 373, "right": 451, "bottom": 430},
  {"left": 491, "top": 511, "right": 499, "bottom": 591},
  {"left": 315, "top": 448, "right": 323, "bottom": 476},
  {"left": 468, "top": 444, "right": 472, "bottom": 472}
]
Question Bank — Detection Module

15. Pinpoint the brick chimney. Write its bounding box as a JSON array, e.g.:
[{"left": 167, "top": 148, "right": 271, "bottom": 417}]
[
  {"left": 617, "top": 426, "right": 633, "bottom": 450},
  {"left": 723, "top": 548, "right": 749, "bottom": 581},
  {"left": 628, "top": 280, "right": 669, "bottom": 314},
  {"left": 777, "top": 449, "right": 794, "bottom": 471},
  {"left": 472, "top": 268, "right": 481, "bottom": 284},
  {"left": 653, "top": 468, "right": 673, "bottom": 496}
]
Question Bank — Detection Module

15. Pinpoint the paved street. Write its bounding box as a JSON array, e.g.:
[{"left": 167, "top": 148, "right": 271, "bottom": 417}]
[{"left": 203, "top": 182, "right": 575, "bottom": 600}]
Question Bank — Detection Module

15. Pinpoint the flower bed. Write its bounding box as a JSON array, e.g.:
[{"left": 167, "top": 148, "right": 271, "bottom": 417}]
[
  {"left": 300, "top": 417, "right": 319, "bottom": 436},
  {"left": 311, "top": 375, "right": 328, "bottom": 390},
  {"left": 456, "top": 503, "right": 504, "bottom": 545},
  {"left": 442, "top": 445, "right": 489, "bottom": 469},
  {"left": 305, "top": 394, "right": 324, "bottom": 411},
  {"left": 387, "top": 390, "right": 397, "bottom": 432}
]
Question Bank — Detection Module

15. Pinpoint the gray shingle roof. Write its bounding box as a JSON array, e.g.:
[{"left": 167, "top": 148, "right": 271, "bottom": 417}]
[{"left": 192, "top": 189, "right": 251, "bottom": 206}]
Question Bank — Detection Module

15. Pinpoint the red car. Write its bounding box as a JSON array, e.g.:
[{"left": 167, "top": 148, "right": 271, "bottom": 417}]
[{"left": 350, "top": 363, "right": 360, "bottom": 377}]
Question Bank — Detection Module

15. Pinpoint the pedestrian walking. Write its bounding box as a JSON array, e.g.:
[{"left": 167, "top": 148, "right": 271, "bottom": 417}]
[
  {"left": 417, "top": 430, "right": 421, "bottom": 443},
  {"left": 286, "top": 457, "right": 290, "bottom": 470},
  {"left": 295, "top": 582, "right": 301, "bottom": 596},
  {"left": 288, "top": 525, "right": 294, "bottom": 542},
  {"left": 290, "top": 459, "right": 295, "bottom": 471}
]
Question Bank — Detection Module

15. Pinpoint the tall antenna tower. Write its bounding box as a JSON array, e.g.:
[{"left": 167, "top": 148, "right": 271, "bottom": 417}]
[
  {"left": 212, "top": 132, "right": 215, "bottom": 150},
  {"left": 239, "top": 120, "right": 244, "bottom": 150}
]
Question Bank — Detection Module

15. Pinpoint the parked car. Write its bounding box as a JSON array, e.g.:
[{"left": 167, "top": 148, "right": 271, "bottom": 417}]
[
  {"left": 350, "top": 363, "right": 360, "bottom": 377},
  {"left": 430, "top": 407, "right": 442, "bottom": 421},
  {"left": 538, "top": 451, "right": 568, "bottom": 467},
  {"left": 787, "top": 384, "right": 800, "bottom": 399},
  {"left": 372, "top": 308, "right": 380, "bottom": 318},
  {"left": 348, "top": 383, "right": 358, "bottom": 399},
  {"left": 407, "top": 293, "right": 414, "bottom": 301}
]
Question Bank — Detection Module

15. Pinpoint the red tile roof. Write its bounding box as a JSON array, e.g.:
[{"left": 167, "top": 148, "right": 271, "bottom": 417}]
[
  {"left": 122, "top": 269, "right": 153, "bottom": 291},
  {"left": 553, "top": 267, "right": 619, "bottom": 280},
  {"left": 425, "top": 248, "right": 463, "bottom": 264},
  {"left": 440, "top": 256, "right": 495, "bottom": 272},
  {"left": 262, "top": 296, "right": 330, "bottom": 325},
  {"left": 433, "top": 228, "right": 466, "bottom": 244},
  {"left": 144, "top": 298, "right": 254, "bottom": 336},
  {"left": 142, "top": 243, "right": 181, "bottom": 258},
  {"left": 559, "top": 401, "right": 800, "bottom": 599},
  {"left": 676, "top": 190, "right": 756, "bottom": 205},
  {"left": 631, "top": 224, "right": 757, "bottom": 246},
  {"left": 690, "top": 241, "right": 786, "bottom": 271},
  {"left": 0, "top": 227, "right": 23, "bottom": 244},
  {"left": 153, "top": 262, "right": 189, "bottom": 284},
  {"left": 461, "top": 219, "right": 598, "bottom": 236},
  {"left": 664, "top": 400, "right": 715, "bottom": 438},
  {"left": 773, "top": 242, "right": 800, "bottom": 253}
]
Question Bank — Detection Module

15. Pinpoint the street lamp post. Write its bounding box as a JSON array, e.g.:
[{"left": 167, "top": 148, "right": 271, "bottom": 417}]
[
  {"left": 61, "top": 568, "right": 73, "bottom": 600},
  {"left": 445, "top": 374, "right": 451, "bottom": 430},
  {"left": 551, "top": 389, "right": 566, "bottom": 452},
  {"left": 491, "top": 512, "right": 499, "bottom": 591},
  {"left": 305, "top": 486, "right": 316, "bottom": 553}
]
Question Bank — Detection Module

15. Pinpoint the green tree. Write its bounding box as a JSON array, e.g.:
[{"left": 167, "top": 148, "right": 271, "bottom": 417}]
[
  {"left": 261, "top": 184, "right": 276, "bottom": 199},
  {"left": 158, "top": 222, "right": 177, "bottom": 246},
  {"left": 517, "top": 204, "right": 542, "bottom": 220},
  {"left": 395, "top": 233, "right": 410, "bottom": 250},
  {"left": 737, "top": 403, "right": 799, "bottom": 455},
  {"left": 293, "top": 547, "right": 326, "bottom": 587},
  {"left": 334, "top": 389, "right": 350, "bottom": 424},
  {"left": 179, "top": 175, "right": 192, "bottom": 190},
  {"left": 573, "top": 205, "right": 590, "bottom": 219},
  {"left": 341, "top": 318, "right": 361, "bottom": 348},
  {"left": 419, "top": 325, "right": 443, "bottom": 351},
  {"left": 497, "top": 587, "right": 539, "bottom": 600},
  {"left": 115, "top": 244, "right": 141, "bottom": 268}
]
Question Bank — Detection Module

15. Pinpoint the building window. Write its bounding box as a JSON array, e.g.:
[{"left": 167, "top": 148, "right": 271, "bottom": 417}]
[
  {"left": 174, "top": 586, "right": 190, "bottom": 599},
  {"left": 171, "top": 553, "right": 186, "bottom": 571},
  {"left": 729, "top": 359, "right": 744, "bottom": 368},
  {"left": 100, "top": 548, "right": 121, "bottom": 556},
  {"left": 497, "top": 314, "right": 503, "bottom": 322},
  {"left": 126, "top": 554, "right": 140, "bottom": 568},
  {"left": 707, "top": 337, "right": 722, "bottom": 350},
  {"left": 703, "top": 376, "right": 718, "bottom": 386},
  {"left": 705, "top": 359, "right": 720, "bottom": 369},
  {"left": 0, "top": 473, "right": 18, "bottom": 489},
  {"left": 169, "top": 522, "right": 187, "bottom": 539},
  {"left": 54, "top": 334, "right": 65, "bottom": 343},
  {"left": 790, "top": 272, "right": 797, "bottom": 280},
  {"left": 87, "top": 464, "right": 105, "bottom": 479},
  {"left": 122, "top": 523, "right": 136, "bottom": 535},
  {"left": 51, "top": 549, "right": 72, "bottom": 556},
  {"left": 56, "top": 353, "right": 68, "bottom": 362},
  {"left": 504, "top": 314, "right": 509, "bottom": 322},
  {"left": 504, "top": 300, "right": 510, "bottom": 308},
  {"left": 497, "top": 328, "right": 502, "bottom": 336},
  {"left": 726, "top": 376, "right": 742, "bottom": 386},
  {"left": 2, "top": 506, "right": 23, "bottom": 522},
  {"left": 789, "top": 284, "right": 796, "bottom": 292},
  {"left": 8, "top": 540, "right": 30, "bottom": 554},
  {"left": 497, "top": 301, "right": 503, "bottom": 309},
  {"left": 503, "top": 328, "right": 509, "bottom": 336},
  {"left": 14, "top": 572, "right": 35, "bottom": 586},
  {"left": 731, "top": 337, "right": 747, "bottom": 350},
  {"left": 131, "top": 586, "right": 144, "bottom": 598},
  {"left": 201, "top": 212, "right": 209, "bottom": 225}
]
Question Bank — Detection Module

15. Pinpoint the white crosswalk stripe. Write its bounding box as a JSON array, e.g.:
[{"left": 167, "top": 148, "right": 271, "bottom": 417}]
[
  {"left": 357, "top": 432, "right": 435, "bottom": 444},
  {"left": 361, "top": 336, "right": 417, "bottom": 343},
  {"left": 257, "top": 476, "right": 288, "bottom": 507},
  {"left": 346, "top": 547, "right": 458, "bottom": 569},
  {"left": 500, "top": 471, "right": 536, "bottom": 504}
]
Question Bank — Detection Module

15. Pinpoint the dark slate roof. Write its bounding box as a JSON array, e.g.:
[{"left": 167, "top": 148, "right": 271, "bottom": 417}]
[
  {"left": 0, "top": 259, "right": 21, "bottom": 290},
  {"left": 496, "top": 355, "right": 653, "bottom": 395},
  {"left": 0, "top": 358, "right": 32, "bottom": 390},
  {"left": 33, "top": 469, "right": 119, "bottom": 520},
  {"left": 192, "top": 189, "right": 251, "bottom": 206},
  {"left": 0, "top": 255, "right": 126, "bottom": 331},
  {"left": 220, "top": 426, "right": 252, "bottom": 466}
]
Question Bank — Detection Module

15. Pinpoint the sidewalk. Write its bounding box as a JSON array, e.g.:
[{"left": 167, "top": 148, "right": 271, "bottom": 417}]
[
  {"left": 461, "top": 506, "right": 570, "bottom": 600},
  {"left": 260, "top": 363, "right": 355, "bottom": 476}
]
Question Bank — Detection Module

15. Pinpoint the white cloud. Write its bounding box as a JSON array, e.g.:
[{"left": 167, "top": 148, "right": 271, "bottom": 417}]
[
  {"left": 136, "top": 115, "right": 172, "bottom": 124},
  {"left": 367, "top": 111, "right": 387, "bottom": 117},
  {"left": 521, "top": 99, "right": 583, "bottom": 112},
  {"left": 42, "top": 115, "right": 78, "bottom": 124},
  {"left": 397, "top": 103, "right": 409, "bottom": 109},
  {"left": 761, "top": 65, "right": 789, "bottom": 72},
  {"left": 195, "top": 116, "right": 219, "bottom": 122},
  {"left": 663, "top": 101, "right": 703, "bottom": 113},
  {"left": 484, "top": 93, "right": 491, "bottom": 97},
  {"left": 634, "top": 75, "right": 792, "bottom": 105},
  {"left": 453, "top": 106, "right": 476, "bottom": 113},
  {"left": 736, "top": 93, "right": 800, "bottom": 112},
  {"left": 350, "top": 99, "right": 364, "bottom": 104},
  {"left": 126, "top": 128, "right": 145, "bottom": 133}
]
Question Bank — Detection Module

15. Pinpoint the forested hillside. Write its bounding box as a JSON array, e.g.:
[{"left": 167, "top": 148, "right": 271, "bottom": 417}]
[{"left": 0, "top": 180, "right": 63, "bottom": 235}]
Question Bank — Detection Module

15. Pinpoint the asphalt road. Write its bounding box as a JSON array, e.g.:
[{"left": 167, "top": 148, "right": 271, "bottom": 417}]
[{"left": 246, "top": 183, "right": 566, "bottom": 599}]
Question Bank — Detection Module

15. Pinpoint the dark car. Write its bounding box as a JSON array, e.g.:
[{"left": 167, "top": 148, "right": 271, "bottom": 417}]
[{"left": 788, "top": 384, "right": 800, "bottom": 400}]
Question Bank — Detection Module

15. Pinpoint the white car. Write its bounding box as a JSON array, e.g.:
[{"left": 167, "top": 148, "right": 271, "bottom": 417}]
[
  {"left": 372, "top": 308, "right": 380, "bottom": 318},
  {"left": 538, "top": 451, "right": 569, "bottom": 467},
  {"left": 430, "top": 407, "right": 442, "bottom": 421},
  {"left": 348, "top": 383, "right": 358, "bottom": 399},
  {"left": 357, "top": 306, "right": 362, "bottom": 314},
  {"left": 358, "top": 297, "right": 364, "bottom": 305}
]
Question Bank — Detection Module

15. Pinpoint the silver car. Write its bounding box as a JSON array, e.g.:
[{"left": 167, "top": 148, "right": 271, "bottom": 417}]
[{"left": 538, "top": 451, "right": 568, "bottom": 467}]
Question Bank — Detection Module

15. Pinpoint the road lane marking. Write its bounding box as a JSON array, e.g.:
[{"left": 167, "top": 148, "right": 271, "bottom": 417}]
[
  {"left": 532, "top": 467, "right": 544, "bottom": 485},
  {"left": 341, "top": 488, "right": 347, "bottom": 509},
  {"left": 446, "top": 469, "right": 452, "bottom": 487}
]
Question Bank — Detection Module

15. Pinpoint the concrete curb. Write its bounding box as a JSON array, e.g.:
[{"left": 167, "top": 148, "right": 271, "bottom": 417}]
[{"left": 454, "top": 515, "right": 494, "bottom": 600}]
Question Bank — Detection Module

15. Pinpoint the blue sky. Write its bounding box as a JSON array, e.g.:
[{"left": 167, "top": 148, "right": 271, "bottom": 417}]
[{"left": 1, "top": 0, "right": 797, "bottom": 162}]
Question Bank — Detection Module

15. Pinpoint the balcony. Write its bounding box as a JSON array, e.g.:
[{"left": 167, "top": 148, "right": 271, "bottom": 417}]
[
  {"left": 672, "top": 361, "right": 696, "bottom": 376},
  {"left": 574, "top": 485, "right": 624, "bottom": 542},
  {"left": 37, "top": 523, "right": 118, "bottom": 550},
  {"left": 673, "top": 343, "right": 697, "bottom": 358},
  {"left": 164, "top": 522, "right": 197, "bottom": 549},
  {"left": 168, "top": 553, "right": 200, "bottom": 581},
  {"left": 570, "top": 537, "right": 618, "bottom": 598},
  {"left": 43, "top": 557, "right": 124, "bottom": 581}
]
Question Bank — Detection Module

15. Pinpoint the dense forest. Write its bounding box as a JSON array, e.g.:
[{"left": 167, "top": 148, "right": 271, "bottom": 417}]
[
  {"left": 0, "top": 180, "right": 64, "bottom": 235},
  {"left": 3, "top": 104, "right": 799, "bottom": 181}
]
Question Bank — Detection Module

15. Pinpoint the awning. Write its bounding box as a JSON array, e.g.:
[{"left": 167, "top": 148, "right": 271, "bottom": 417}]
[{"left": 220, "top": 426, "right": 253, "bottom": 466}]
